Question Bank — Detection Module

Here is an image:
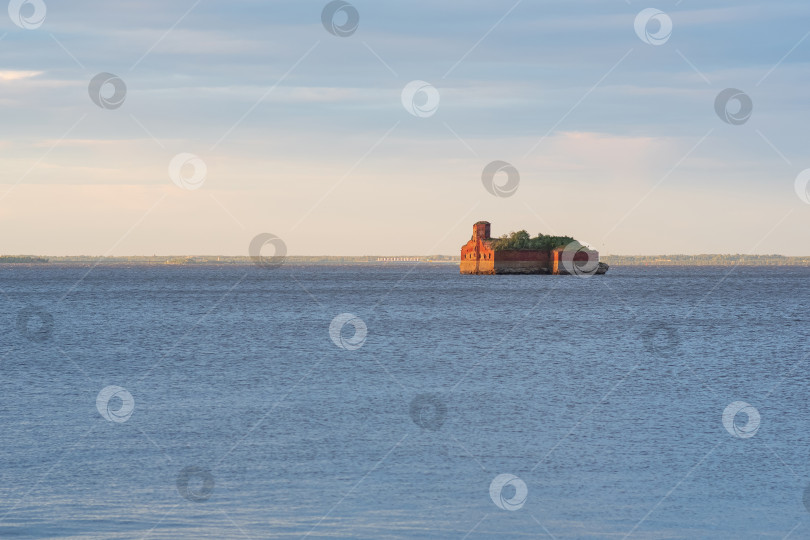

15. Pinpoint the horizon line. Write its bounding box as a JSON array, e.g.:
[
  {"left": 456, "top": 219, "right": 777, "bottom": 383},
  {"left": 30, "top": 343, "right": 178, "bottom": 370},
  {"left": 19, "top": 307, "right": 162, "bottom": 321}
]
[{"left": 3, "top": 254, "right": 810, "bottom": 259}]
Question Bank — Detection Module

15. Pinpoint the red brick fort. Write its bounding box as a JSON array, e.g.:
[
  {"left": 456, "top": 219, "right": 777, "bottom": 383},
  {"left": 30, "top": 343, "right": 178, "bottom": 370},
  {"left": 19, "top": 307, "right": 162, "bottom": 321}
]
[{"left": 460, "top": 221, "right": 608, "bottom": 275}]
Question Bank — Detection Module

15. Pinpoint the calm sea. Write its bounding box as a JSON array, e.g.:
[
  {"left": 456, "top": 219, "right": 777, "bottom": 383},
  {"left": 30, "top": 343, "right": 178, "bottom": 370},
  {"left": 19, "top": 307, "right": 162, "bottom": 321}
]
[{"left": 1, "top": 264, "right": 809, "bottom": 539}]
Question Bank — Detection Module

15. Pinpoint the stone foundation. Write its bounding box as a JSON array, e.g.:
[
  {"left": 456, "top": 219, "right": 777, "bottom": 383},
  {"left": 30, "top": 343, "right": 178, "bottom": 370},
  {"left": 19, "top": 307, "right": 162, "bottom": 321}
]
[{"left": 459, "top": 260, "right": 495, "bottom": 274}]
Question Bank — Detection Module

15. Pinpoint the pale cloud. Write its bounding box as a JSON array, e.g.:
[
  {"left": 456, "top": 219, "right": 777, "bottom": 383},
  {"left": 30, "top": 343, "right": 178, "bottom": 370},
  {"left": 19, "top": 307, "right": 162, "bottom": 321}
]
[{"left": 0, "top": 70, "right": 43, "bottom": 80}]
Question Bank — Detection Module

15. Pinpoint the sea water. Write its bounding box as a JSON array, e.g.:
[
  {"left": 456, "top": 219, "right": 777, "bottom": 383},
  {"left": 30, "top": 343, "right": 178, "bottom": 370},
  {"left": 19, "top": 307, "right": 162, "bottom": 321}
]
[{"left": 1, "top": 264, "right": 809, "bottom": 539}]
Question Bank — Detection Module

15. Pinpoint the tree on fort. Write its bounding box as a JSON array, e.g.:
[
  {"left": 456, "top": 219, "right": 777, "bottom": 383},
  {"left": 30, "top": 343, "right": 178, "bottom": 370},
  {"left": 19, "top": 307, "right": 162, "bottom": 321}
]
[{"left": 490, "top": 230, "right": 579, "bottom": 251}]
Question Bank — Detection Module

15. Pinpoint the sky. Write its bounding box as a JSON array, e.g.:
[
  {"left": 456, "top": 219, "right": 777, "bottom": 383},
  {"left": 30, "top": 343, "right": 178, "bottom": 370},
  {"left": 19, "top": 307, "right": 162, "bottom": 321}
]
[{"left": 1, "top": 0, "right": 809, "bottom": 256}]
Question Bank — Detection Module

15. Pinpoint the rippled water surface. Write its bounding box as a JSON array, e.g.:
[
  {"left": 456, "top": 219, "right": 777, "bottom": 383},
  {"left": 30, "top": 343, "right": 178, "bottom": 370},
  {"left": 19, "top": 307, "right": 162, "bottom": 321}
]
[{"left": 1, "top": 264, "right": 809, "bottom": 539}]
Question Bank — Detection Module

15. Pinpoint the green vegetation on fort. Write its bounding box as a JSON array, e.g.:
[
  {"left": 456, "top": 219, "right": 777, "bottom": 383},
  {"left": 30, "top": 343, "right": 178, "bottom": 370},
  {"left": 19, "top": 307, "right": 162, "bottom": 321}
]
[{"left": 490, "top": 230, "right": 578, "bottom": 251}]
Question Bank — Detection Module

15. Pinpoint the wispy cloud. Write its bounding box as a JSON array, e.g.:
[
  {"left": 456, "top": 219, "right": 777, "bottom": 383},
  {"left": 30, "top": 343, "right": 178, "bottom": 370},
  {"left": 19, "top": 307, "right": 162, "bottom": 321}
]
[{"left": 0, "top": 70, "right": 43, "bottom": 80}]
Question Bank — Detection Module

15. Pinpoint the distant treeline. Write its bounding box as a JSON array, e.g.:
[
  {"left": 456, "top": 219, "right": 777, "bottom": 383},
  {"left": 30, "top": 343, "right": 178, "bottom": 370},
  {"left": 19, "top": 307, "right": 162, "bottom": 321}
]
[
  {"left": 0, "top": 256, "right": 49, "bottom": 263},
  {"left": 4, "top": 254, "right": 810, "bottom": 266},
  {"left": 602, "top": 254, "right": 810, "bottom": 266},
  {"left": 9, "top": 255, "right": 459, "bottom": 265}
]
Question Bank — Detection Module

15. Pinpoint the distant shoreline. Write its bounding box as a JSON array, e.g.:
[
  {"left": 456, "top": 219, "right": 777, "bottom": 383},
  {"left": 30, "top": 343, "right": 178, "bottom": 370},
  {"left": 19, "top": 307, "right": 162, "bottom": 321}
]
[{"left": 2, "top": 255, "right": 810, "bottom": 267}]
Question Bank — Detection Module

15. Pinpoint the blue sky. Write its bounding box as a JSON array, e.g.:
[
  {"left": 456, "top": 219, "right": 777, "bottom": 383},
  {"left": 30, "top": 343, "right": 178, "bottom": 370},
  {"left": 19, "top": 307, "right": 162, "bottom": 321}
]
[{"left": 1, "top": 0, "right": 809, "bottom": 255}]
